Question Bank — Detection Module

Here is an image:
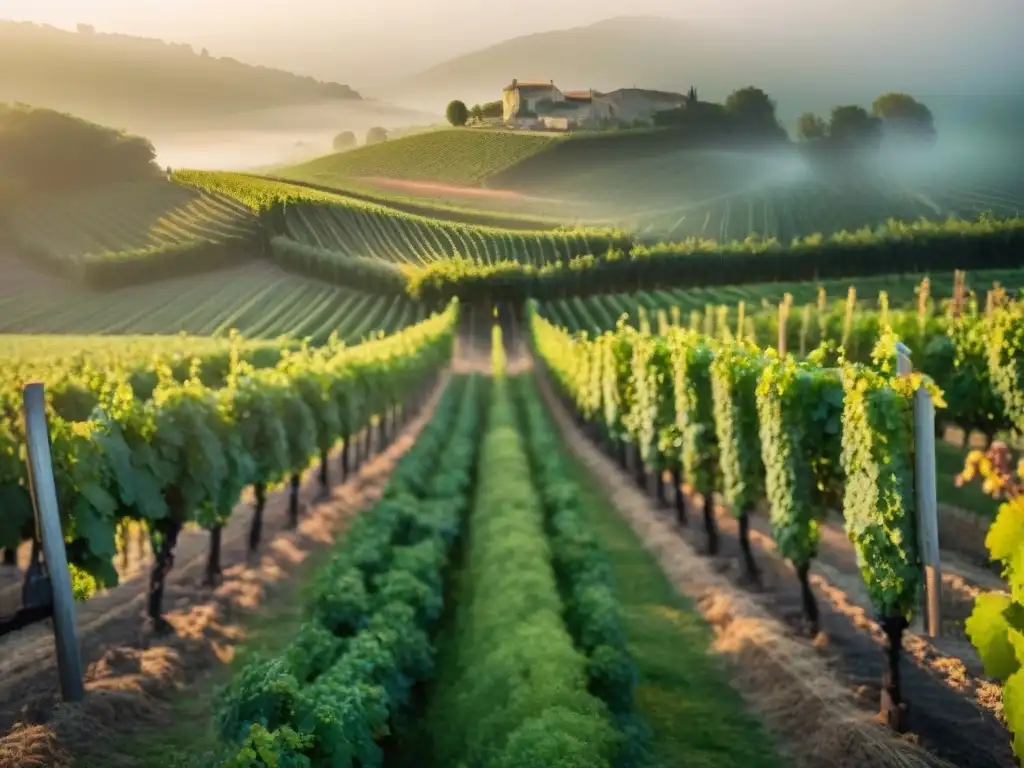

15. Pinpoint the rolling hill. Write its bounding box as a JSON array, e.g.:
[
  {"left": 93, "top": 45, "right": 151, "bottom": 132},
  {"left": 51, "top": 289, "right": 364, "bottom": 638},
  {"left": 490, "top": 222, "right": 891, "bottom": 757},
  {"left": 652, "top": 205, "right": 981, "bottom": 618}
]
[
  {"left": 280, "top": 129, "right": 562, "bottom": 187},
  {"left": 386, "top": 14, "right": 1024, "bottom": 121},
  {"left": 0, "top": 20, "right": 362, "bottom": 129}
]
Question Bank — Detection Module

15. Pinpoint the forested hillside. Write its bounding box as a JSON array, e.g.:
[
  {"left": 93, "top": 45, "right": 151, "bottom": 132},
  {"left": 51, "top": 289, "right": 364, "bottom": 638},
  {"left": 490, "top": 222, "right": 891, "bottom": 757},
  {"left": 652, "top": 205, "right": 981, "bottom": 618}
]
[{"left": 0, "top": 21, "right": 361, "bottom": 128}]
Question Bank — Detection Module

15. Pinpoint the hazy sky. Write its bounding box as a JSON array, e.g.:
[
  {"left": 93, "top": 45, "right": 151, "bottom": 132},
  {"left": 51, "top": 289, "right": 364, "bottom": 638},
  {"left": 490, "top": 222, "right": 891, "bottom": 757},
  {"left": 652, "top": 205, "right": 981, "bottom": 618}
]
[{"left": 3, "top": 0, "right": 1022, "bottom": 90}]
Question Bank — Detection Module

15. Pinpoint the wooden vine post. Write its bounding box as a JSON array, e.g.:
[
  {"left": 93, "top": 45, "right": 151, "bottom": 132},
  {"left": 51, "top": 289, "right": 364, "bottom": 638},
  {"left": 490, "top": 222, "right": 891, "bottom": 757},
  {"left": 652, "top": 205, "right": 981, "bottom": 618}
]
[
  {"left": 895, "top": 342, "right": 943, "bottom": 638},
  {"left": 21, "top": 383, "right": 85, "bottom": 702},
  {"left": 777, "top": 293, "right": 792, "bottom": 357}
]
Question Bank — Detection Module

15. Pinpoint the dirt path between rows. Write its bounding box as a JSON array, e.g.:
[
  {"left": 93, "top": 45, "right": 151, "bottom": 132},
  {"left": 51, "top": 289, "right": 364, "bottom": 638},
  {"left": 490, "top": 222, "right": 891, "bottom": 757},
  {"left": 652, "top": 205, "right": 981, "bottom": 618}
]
[
  {"left": 533, "top": 362, "right": 1013, "bottom": 768},
  {"left": 0, "top": 375, "right": 448, "bottom": 768}
]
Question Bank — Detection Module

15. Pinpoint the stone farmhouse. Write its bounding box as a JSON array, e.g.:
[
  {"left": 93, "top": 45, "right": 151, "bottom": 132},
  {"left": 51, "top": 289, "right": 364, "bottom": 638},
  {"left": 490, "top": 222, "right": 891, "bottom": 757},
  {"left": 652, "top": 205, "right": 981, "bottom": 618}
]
[{"left": 501, "top": 79, "right": 687, "bottom": 130}]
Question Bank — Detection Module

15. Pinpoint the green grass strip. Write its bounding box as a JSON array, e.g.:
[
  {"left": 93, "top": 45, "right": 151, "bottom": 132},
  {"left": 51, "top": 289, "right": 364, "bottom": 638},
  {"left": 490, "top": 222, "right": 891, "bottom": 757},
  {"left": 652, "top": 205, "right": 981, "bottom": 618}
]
[{"left": 549, "top": 390, "right": 786, "bottom": 768}]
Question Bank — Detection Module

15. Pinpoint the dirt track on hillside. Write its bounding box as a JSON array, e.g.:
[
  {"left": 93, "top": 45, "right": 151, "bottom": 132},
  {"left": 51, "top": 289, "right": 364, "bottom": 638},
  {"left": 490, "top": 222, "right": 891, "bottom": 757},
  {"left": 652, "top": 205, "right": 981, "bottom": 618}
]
[
  {"left": 0, "top": 377, "right": 447, "bottom": 768},
  {"left": 357, "top": 176, "right": 563, "bottom": 204}
]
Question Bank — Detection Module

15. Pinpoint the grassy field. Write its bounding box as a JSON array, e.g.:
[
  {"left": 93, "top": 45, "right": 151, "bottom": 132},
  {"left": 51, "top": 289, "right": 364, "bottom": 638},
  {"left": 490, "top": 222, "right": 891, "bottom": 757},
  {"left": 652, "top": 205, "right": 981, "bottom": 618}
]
[
  {"left": 278, "top": 128, "right": 561, "bottom": 187},
  {"left": 1, "top": 179, "right": 260, "bottom": 263},
  {"left": 275, "top": 130, "right": 1024, "bottom": 243},
  {"left": 0, "top": 261, "right": 424, "bottom": 345}
]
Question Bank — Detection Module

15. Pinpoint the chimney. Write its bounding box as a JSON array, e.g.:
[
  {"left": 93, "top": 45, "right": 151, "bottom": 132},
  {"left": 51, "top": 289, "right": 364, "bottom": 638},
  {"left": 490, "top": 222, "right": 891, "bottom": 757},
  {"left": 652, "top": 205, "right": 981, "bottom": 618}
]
[{"left": 512, "top": 78, "right": 518, "bottom": 88}]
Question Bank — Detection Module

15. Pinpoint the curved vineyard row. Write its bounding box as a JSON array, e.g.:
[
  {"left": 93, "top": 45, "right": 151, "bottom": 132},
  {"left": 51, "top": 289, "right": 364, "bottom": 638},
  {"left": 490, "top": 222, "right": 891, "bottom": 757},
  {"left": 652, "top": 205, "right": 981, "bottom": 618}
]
[
  {"left": 2, "top": 179, "right": 260, "bottom": 264},
  {"left": 0, "top": 303, "right": 457, "bottom": 626},
  {"left": 529, "top": 302, "right": 932, "bottom": 726},
  {"left": 174, "top": 170, "right": 630, "bottom": 267},
  {"left": 494, "top": 148, "right": 1024, "bottom": 241},
  {"left": 539, "top": 268, "right": 1024, "bottom": 335},
  {"left": 403, "top": 215, "right": 1024, "bottom": 306},
  {"left": 0, "top": 263, "right": 426, "bottom": 344}
]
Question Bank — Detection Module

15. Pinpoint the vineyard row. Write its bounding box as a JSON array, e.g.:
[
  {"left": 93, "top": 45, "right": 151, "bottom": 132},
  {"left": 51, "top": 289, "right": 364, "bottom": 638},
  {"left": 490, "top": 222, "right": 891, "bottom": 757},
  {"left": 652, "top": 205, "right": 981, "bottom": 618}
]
[
  {"left": 540, "top": 274, "right": 1017, "bottom": 441},
  {"left": 203, "top": 341, "right": 648, "bottom": 767},
  {"left": 527, "top": 299, "right": 1024, "bottom": 733},
  {"left": 0, "top": 303, "right": 457, "bottom": 629}
]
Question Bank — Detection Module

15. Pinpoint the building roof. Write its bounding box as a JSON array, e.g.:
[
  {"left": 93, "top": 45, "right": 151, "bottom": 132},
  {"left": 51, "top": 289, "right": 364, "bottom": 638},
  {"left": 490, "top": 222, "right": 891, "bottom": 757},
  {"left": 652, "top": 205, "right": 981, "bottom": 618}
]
[
  {"left": 563, "top": 90, "right": 592, "bottom": 101},
  {"left": 503, "top": 80, "right": 556, "bottom": 93},
  {"left": 605, "top": 88, "right": 685, "bottom": 102}
]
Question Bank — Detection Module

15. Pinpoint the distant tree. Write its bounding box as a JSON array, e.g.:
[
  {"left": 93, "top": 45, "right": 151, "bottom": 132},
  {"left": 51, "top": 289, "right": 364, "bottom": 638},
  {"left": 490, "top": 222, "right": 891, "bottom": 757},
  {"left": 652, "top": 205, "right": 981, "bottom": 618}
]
[
  {"left": 479, "top": 100, "right": 503, "bottom": 119},
  {"left": 200, "top": 47, "right": 210, "bottom": 57},
  {"left": 76, "top": 23, "right": 95, "bottom": 34},
  {"left": 332, "top": 131, "right": 357, "bottom": 151},
  {"left": 796, "top": 112, "right": 829, "bottom": 142},
  {"left": 366, "top": 126, "right": 389, "bottom": 145},
  {"left": 724, "top": 86, "right": 779, "bottom": 127},
  {"left": 469, "top": 104, "right": 483, "bottom": 122},
  {"left": 828, "top": 105, "right": 883, "bottom": 149},
  {"left": 446, "top": 100, "right": 469, "bottom": 126},
  {"left": 871, "top": 92, "right": 937, "bottom": 144}
]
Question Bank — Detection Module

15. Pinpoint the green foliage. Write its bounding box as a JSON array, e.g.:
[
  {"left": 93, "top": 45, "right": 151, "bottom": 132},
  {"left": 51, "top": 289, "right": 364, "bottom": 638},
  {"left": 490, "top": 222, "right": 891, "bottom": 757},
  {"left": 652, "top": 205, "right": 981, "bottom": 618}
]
[
  {"left": 710, "top": 342, "right": 767, "bottom": 511},
  {"left": 839, "top": 363, "right": 921, "bottom": 618},
  {"left": 0, "top": 103, "right": 159, "bottom": 195},
  {"left": 540, "top": 277, "right": 1011, "bottom": 439},
  {"left": 1, "top": 178, "right": 261, "bottom": 287},
  {"left": 268, "top": 237, "right": 407, "bottom": 295},
  {"left": 214, "top": 373, "right": 482, "bottom": 764},
  {"left": 534, "top": 299, "right": 926, "bottom": 620},
  {"left": 176, "top": 170, "right": 628, "bottom": 271},
  {"left": 987, "top": 304, "right": 1024, "bottom": 434},
  {"left": 425, "top": 375, "right": 619, "bottom": 768},
  {"left": 755, "top": 357, "right": 843, "bottom": 567},
  {"left": 827, "top": 105, "right": 883, "bottom": 149},
  {"left": 624, "top": 330, "right": 676, "bottom": 471},
  {"left": 796, "top": 112, "right": 828, "bottom": 142},
  {"left": 513, "top": 375, "right": 652, "bottom": 765},
  {"left": 668, "top": 329, "right": 717, "bottom": 494},
  {"left": 332, "top": 131, "right": 357, "bottom": 152},
  {"left": 366, "top": 127, "right": 389, "bottom": 146},
  {"left": 0, "top": 305, "right": 458, "bottom": 599},
  {"left": 403, "top": 214, "right": 1024, "bottom": 304},
  {"left": 871, "top": 93, "right": 936, "bottom": 144},
  {"left": 445, "top": 100, "right": 469, "bottom": 127},
  {"left": 220, "top": 723, "right": 314, "bottom": 768},
  {"left": 959, "top": 452, "right": 1024, "bottom": 758}
]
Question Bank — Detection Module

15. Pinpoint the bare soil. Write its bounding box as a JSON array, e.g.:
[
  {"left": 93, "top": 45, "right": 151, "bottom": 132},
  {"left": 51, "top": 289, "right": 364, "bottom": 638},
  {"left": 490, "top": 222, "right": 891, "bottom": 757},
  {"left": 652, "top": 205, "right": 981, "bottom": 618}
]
[
  {"left": 0, "top": 378, "right": 447, "bottom": 768},
  {"left": 533, "top": 361, "right": 1013, "bottom": 768},
  {"left": 356, "top": 176, "right": 561, "bottom": 204}
]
